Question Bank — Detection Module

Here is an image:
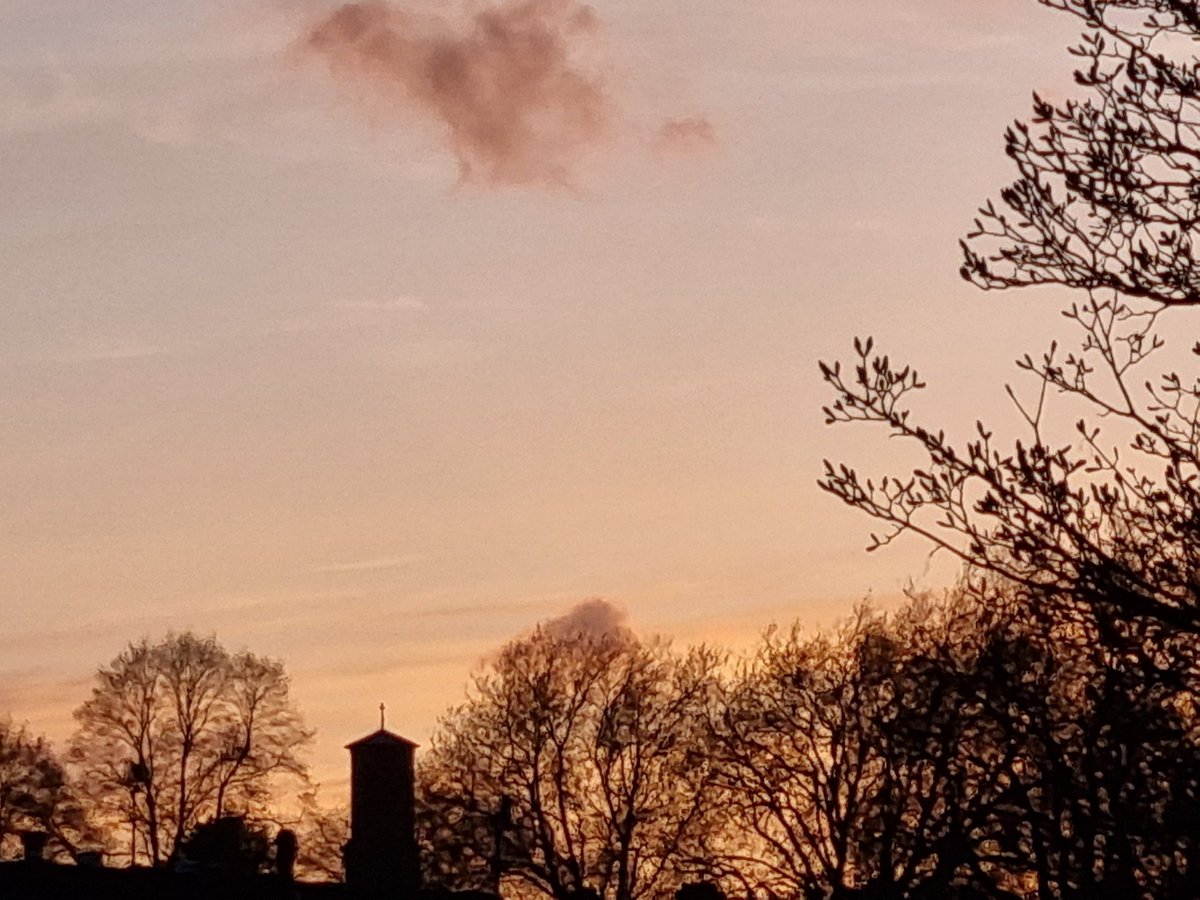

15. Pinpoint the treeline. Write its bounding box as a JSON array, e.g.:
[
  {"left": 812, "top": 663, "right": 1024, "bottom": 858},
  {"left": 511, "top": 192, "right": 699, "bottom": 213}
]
[
  {"left": 416, "top": 0, "right": 1200, "bottom": 893},
  {"left": 5, "top": 578, "right": 1198, "bottom": 898},
  {"left": 417, "top": 585, "right": 1200, "bottom": 900}
]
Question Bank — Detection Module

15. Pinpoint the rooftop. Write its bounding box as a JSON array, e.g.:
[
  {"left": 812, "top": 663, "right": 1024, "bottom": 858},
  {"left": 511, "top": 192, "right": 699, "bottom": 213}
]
[{"left": 344, "top": 728, "right": 419, "bottom": 750}]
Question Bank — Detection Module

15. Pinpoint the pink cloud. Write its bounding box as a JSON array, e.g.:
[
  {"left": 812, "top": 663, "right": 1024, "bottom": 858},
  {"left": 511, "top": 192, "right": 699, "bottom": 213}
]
[
  {"left": 654, "top": 116, "right": 718, "bottom": 156},
  {"left": 543, "top": 597, "right": 629, "bottom": 639},
  {"left": 303, "top": 0, "right": 612, "bottom": 187}
]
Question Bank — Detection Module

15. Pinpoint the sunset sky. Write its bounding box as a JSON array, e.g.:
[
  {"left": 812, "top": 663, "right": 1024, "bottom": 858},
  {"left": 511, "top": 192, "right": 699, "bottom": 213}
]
[{"left": 2, "top": 0, "right": 1083, "bottom": 789}]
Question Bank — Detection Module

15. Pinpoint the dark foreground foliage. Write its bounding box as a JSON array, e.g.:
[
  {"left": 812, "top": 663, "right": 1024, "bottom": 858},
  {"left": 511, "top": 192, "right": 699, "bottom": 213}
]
[
  {"left": 817, "top": 2, "right": 1200, "bottom": 895},
  {"left": 416, "top": 585, "right": 1200, "bottom": 900}
]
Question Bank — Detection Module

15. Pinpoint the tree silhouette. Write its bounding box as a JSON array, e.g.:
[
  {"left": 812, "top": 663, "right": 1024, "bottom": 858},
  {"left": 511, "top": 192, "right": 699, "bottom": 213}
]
[
  {"left": 1014, "top": 612, "right": 1200, "bottom": 896},
  {"left": 70, "top": 632, "right": 312, "bottom": 866},
  {"left": 706, "top": 583, "right": 1200, "bottom": 899},
  {"left": 704, "top": 596, "right": 1016, "bottom": 899},
  {"left": 179, "top": 815, "right": 272, "bottom": 877},
  {"left": 419, "top": 620, "right": 722, "bottom": 900},
  {"left": 292, "top": 788, "right": 348, "bottom": 882},
  {"left": 822, "top": 1, "right": 1200, "bottom": 636},
  {"left": 0, "top": 720, "right": 93, "bottom": 861},
  {"left": 961, "top": 0, "right": 1200, "bottom": 308},
  {"left": 816, "top": 9, "right": 1200, "bottom": 891}
]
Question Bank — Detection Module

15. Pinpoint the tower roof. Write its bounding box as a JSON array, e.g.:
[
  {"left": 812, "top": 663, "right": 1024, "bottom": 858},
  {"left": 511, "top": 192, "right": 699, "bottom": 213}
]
[{"left": 345, "top": 729, "right": 419, "bottom": 750}]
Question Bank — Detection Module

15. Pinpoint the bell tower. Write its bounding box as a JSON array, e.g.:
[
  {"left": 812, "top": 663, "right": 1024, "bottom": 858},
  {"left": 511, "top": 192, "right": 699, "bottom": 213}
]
[{"left": 344, "top": 705, "right": 421, "bottom": 895}]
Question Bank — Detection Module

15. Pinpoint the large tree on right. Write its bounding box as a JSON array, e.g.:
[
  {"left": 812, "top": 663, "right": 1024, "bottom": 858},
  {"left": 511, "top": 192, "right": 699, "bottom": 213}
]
[
  {"left": 822, "top": 0, "right": 1200, "bottom": 635},
  {"left": 962, "top": 0, "right": 1200, "bottom": 308}
]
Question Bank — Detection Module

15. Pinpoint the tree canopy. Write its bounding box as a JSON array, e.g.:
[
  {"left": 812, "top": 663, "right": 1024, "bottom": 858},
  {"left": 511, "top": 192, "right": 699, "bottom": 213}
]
[
  {"left": 70, "top": 632, "right": 313, "bottom": 866},
  {"left": 0, "top": 720, "right": 93, "bottom": 861},
  {"left": 419, "top": 613, "right": 722, "bottom": 900},
  {"left": 822, "top": 0, "right": 1200, "bottom": 637},
  {"left": 962, "top": 0, "right": 1200, "bottom": 308},
  {"left": 815, "top": 6, "right": 1200, "bottom": 888}
]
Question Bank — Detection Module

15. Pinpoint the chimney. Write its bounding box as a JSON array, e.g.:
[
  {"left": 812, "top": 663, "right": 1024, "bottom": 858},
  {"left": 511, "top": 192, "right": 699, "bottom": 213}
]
[
  {"left": 275, "top": 829, "right": 298, "bottom": 882},
  {"left": 344, "top": 710, "right": 420, "bottom": 895},
  {"left": 19, "top": 831, "right": 48, "bottom": 863}
]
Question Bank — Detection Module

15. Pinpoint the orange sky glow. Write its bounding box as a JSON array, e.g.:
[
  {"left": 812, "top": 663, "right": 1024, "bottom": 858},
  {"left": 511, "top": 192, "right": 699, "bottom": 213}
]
[{"left": 1, "top": 0, "right": 1084, "bottom": 791}]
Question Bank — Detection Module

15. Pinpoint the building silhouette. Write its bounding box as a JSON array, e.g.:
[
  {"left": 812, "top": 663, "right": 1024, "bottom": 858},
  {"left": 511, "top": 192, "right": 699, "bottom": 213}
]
[
  {"left": 344, "top": 722, "right": 420, "bottom": 895},
  {"left": 0, "top": 714, "right": 478, "bottom": 900}
]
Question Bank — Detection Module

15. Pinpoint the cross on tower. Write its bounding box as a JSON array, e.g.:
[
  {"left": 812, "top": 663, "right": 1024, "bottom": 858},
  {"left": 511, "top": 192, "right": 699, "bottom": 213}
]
[{"left": 379, "top": 702, "right": 386, "bottom": 730}]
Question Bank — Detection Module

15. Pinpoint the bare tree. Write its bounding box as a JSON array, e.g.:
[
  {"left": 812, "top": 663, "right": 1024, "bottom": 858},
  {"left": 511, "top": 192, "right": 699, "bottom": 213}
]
[
  {"left": 70, "top": 632, "right": 313, "bottom": 865},
  {"left": 815, "top": 5, "right": 1200, "bottom": 888},
  {"left": 819, "top": 0, "right": 1200, "bottom": 634},
  {"left": 814, "top": 0, "right": 1200, "bottom": 642},
  {"left": 819, "top": 310, "right": 1200, "bottom": 632},
  {"left": 705, "top": 583, "right": 1200, "bottom": 899},
  {"left": 420, "top": 612, "right": 722, "bottom": 900},
  {"left": 0, "top": 720, "right": 94, "bottom": 861},
  {"left": 704, "top": 596, "right": 1014, "bottom": 899},
  {"left": 961, "top": 0, "right": 1200, "bottom": 309},
  {"left": 292, "top": 788, "right": 348, "bottom": 882}
]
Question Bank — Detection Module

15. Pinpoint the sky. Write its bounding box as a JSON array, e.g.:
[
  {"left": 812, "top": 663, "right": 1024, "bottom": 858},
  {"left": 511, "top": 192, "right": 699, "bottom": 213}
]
[{"left": 1, "top": 0, "right": 1085, "bottom": 790}]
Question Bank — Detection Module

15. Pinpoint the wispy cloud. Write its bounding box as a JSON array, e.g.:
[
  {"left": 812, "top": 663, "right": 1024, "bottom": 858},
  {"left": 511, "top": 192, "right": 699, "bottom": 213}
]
[
  {"left": 260, "top": 295, "right": 429, "bottom": 336},
  {"left": 0, "top": 672, "right": 94, "bottom": 733},
  {"left": 382, "top": 337, "right": 479, "bottom": 369},
  {"left": 16, "top": 336, "right": 183, "bottom": 367},
  {"left": 313, "top": 554, "right": 423, "bottom": 574},
  {"left": 0, "top": 69, "right": 112, "bottom": 136},
  {"left": 0, "top": 64, "right": 208, "bottom": 146},
  {"left": 331, "top": 296, "right": 427, "bottom": 312},
  {"left": 61, "top": 342, "right": 176, "bottom": 363},
  {"left": 654, "top": 116, "right": 718, "bottom": 156}
]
